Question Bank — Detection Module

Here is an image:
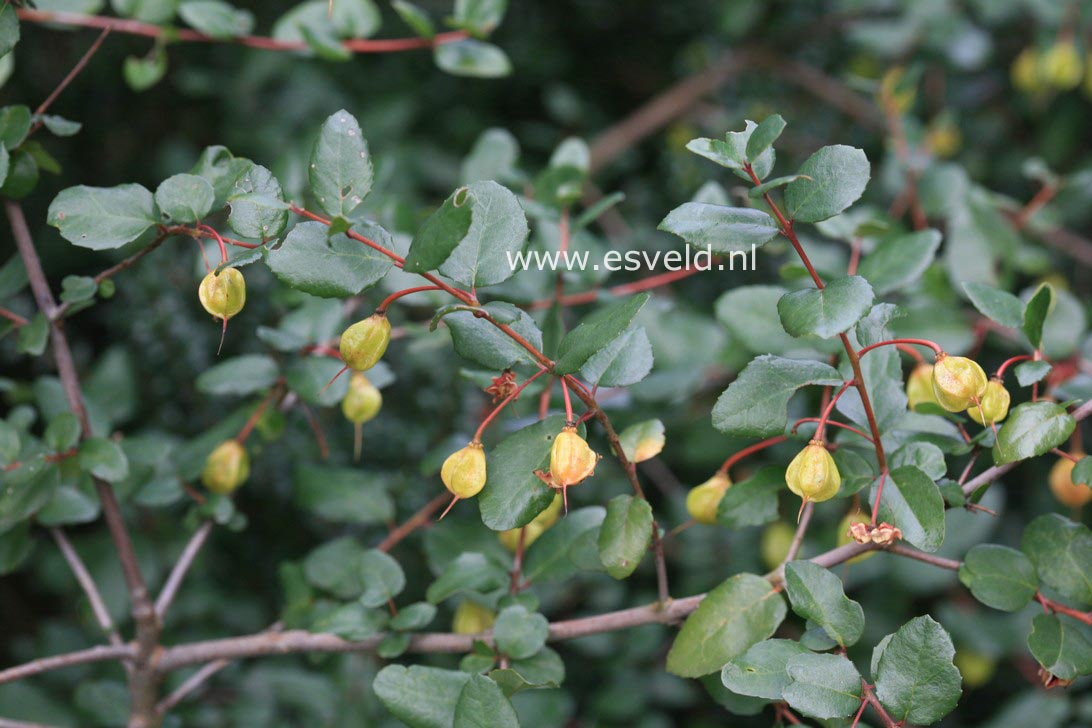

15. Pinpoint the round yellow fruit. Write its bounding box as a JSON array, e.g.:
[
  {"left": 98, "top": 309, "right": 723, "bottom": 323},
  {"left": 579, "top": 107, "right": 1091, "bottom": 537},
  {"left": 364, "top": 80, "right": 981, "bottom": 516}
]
[
  {"left": 440, "top": 441, "right": 487, "bottom": 499},
  {"left": 1049, "top": 453, "right": 1091, "bottom": 508},
  {"left": 685, "top": 473, "right": 731, "bottom": 525},
  {"left": 201, "top": 439, "right": 249, "bottom": 495},
  {"left": 786, "top": 442, "right": 841, "bottom": 503},
  {"left": 931, "top": 354, "right": 987, "bottom": 412},
  {"left": 339, "top": 313, "right": 391, "bottom": 372},
  {"left": 198, "top": 267, "right": 246, "bottom": 321}
]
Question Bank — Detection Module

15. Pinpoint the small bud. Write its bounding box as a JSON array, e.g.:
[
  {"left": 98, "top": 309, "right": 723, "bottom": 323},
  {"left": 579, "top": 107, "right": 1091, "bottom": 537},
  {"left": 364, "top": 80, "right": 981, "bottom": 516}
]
[
  {"left": 931, "top": 354, "right": 988, "bottom": 412},
  {"left": 685, "top": 472, "right": 731, "bottom": 525},
  {"left": 1040, "top": 41, "right": 1083, "bottom": 90},
  {"left": 906, "top": 363, "right": 939, "bottom": 411},
  {"left": 339, "top": 313, "right": 391, "bottom": 372},
  {"left": 837, "top": 512, "right": 875, "bottom": 564},
  {"left": 1049, "top": 453, "right": 1091, "bottom": 508},
  {"left": 549, "top": 426, "right": 599, "bottom": 488},
  {"left": 967, "top": 378, "right": 1010, "bottom": 426},
  {"left": 201, "top": 440, "right": 249, "bottom": 495},
  {"left": 341, "top": 373, "right": 382, "bottom": 424},
  {"left": 499, "top": 495, "right": 562, "bottom": 551},
  {"left": 198, "top": 267, "right": 246, "bottom": 321},
  {"left": 786, "top": 441, "right": 840, "bottom": 504},
  {"left": 451, "top": 601, "right": 495, "bottom": 635},
  {"left": 760, "top": 521, "right": 795, "bottom": 570},
  {"left": 441, "top": 441, "right": 487, "bottom": 499}
]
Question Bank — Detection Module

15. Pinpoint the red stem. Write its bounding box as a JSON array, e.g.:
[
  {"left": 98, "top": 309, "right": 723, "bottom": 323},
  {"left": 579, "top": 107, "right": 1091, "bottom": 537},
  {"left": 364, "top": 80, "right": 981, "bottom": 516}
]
[
  {"left": 376, "top": 285, "right": 443, "bottom": 314},
  {"left": 531, "top": 266, "right": 708, "bottom": 310},
  {"left": 473, "top": 369, "right": 548, "bottom": 441},
  {"left": 792, "top": 418, "right": 875, "bottom": 443},
  {"left": 813, "top": 381, "right": 854, "bottom": 441},
  {"left": 717, "top": 435, "right": 788, "bottom": 476},
  {"left": 895, "top": 343, "right": 924, "bottom": 362},
  {"left": 858, "top": 338, "right": 943, "bottom": 358},
  {"left": 1037, "top": 593, "right": 1092, "bottom": 626},
  {"left": 30, "top": 26, "right": 112, "bottom": 135},
  {"left": 996, "top": 354, "right": 1034, "bottom": 379},
  {"left": 561, "top": 377, "right": 574, "bottom": 423},
  {"left": 0, "top": 307, "right": 29, "bottom": 327}
]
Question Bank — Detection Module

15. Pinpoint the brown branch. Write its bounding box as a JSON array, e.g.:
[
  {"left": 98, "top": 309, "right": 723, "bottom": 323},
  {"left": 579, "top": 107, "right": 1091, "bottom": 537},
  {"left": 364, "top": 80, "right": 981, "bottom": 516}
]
[
  {"left": 155, "top": 521, "right": 213, "bottom": 620},
  {"left": 886, "top": 543, "right": 961, "bottom": 571},
  {"left": 29, "top": 27, "right": 111, "bottom": 135},
  {"left": 52, "top": 232, "right": 172, "bottom": 320},
  {"left": 5, "top": 201, "right": 161, "bottom": 725},
  {"left": 374, "top": 493, "right": 449, "bottom": 553},
  {"left": 0, "top": 717, "right": 62, "bottom": 728},
  {"left": 154, "top": 659, "right": 230, "bottom": 715},
  {"left": 0, "top": 307, "right": 28, "bottom": 327},
  {"left": 782, "top": 501, "right": 813, "bottom": 564},
  {"left": 862, "top": 682, "right": 899, "bottom": 728},
  {"left": 50, "top": 528, "right": 126, "bottom": 649},
  {"left": 0, "top": 644, "right": 134, "bottom": 685},
  {"left": 17, "top": 8, "right": 468, "bottom": 55}
]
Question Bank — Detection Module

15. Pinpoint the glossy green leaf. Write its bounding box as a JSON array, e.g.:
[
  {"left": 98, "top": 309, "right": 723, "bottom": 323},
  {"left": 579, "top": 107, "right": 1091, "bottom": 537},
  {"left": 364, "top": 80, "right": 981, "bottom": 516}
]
[
  {"left": 777, "top": 275, "right": 875, "bottom": 339},
  {"left": 720, "top": 638, "right": 810, "bottom": 700},
  {"left": 783, "top": 561, "right": 864, "bottom": 647},
  {"left": 47, "top": 184, "right": 158, "bottom": 250},
  {"left": 0, "top": 105, "right": 31, "bottom": 149},
  {"left": 309, "top": 109, "right": 373, "bottom": 219},
  {"left": 437, "top": 181, "right": 529, "bottom": 288},
  {"left": 1022, "top": 283, "right": 1054, "bottom": 350},
  {"left": 403, "top": 186, "right": 474, "bottom": 274},
  {"left": 745, "top": 114, "right": 786, "bottom": 161},
  {"left": 783, "top": 145, "right": 870, "bottom": 224},
  {"left": 393, "top": 0, "right": 434, "bottom": 38},
  {"left": 579, "top": 326, "right": 653, "bottom": 387},
  {"left": 782, "top": 652, "right": 862, "bottom": 719},
  {"left": 963, "top": 282, "right": 1024, "bottom": 329},
  {"left": 522, "top": 506, "right": 604, "bottom": 583},
  {"left": 478, "top": 416, "right": 567, "bottom": 531},
  {"left": 1014, "top": 360, "right": 1052, "bottom": 387},
  {"left": 374, "top": 665, "right": 470, "bottom": 728},
  {"left": 1027, "top": 613, "right": 1092, "bottom": 681},
  {"left": 716, "top": 466, "right": 786, "bottom": 529},
  {"left": 435, "top": 40, "right": 512, "bottom": 78},
  {"left": 958, "top": 544, "right": 1038, "bottom": 611},
  {"left": 178, "top": 1, "right": 254, "bottom": 38},
  {"left": 712, "top": 355, "right": 842, "bottom": 437},
  {"left": 390, "top": 602, "right": 437, "bottom": 632},
  {"left": 0, "top": 3, "right": 19, "bottom": 57},
  {"left": 196, "top": 354, "right": 278, "bottom": 396},
  {"left": 267, "top": 221, "right": 393, "bottom": 297},
  {"left": 426, "top": 552, "right": 508, "bottom": 603},
  {"left": 858, "top": 229, "right": 942, "bottom": 295},
  {"left": 1020, "top": 514, "right": 1092, "bottom": 605},
  {"left": 44, "top": 412, "right": 80, "bottom": 452},
  {"left": 554, "top": 293, "right": 650, "bottom": 374},
  {"left": 492, "top": 605, "right": 548, "bottom": 659},
  {"left": 992, "top": 402, "right": 1075, "bottom": 465},
  {"left": 303, "top": 537, "right": 368, "bottom": 599},
  {"left": 453, "top": 0, "right": 506, "bottom": 37},
  {"left": 77, "top": 437, "right": 129, "bottom": 482},
  {"left": 445, "top": 308, "right": 543, "bottom": 370},
  {"left": 123, "top": 47, "right": 167, "bottom": 91},
  {"left": 1072, "top": 457, "right": 1092, "bottom": 486},
  {"left": 227, "top": 162, "right": 288, "bottom": 239},
  {"left": 873, "top": 616, "right": 962, "bottom": 725},
  {"left": 358, "top": 549, "right": 405, "bottom": 608},
  {"left": 666, "top": 573, "right": 787, "bottom": 678},
  {"left": 453, "top": 674, "right": 520, "bottom": 728},
  {"left": 871, "top": 465, "right": 945, "bottom": 552},
  {"left": 597, "top": 494, "right": 653, "bottom": 579},
  {"left": 685, "top": 120, "right": 775, "bottom": 181},
  {"left": 658, "top": 203, "right": 779, "bottom": 254}
]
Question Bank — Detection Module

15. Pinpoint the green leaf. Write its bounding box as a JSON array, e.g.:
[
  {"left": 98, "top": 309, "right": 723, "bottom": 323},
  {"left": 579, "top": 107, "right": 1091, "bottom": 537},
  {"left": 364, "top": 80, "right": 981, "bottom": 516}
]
[
  {"left": 453, "top": 0, "right": 506, "bottom": 37},
  {"left": 1027, "top": 613, "right": 1092, "bottom": 681},
  {"left": 782, "top": 652, "right": 862, "bottom": 719},
  {"left": 38, "top": 114, "right": 81, "bottom": 137},
  {"left": 461, "top": 128, "right": 519, "bottom": 185},
  {"left": 0, "top": 419, "right": 19, "bottom": 466},
  {"left": 358, "top": 549, "right": 405, "bottom": 608},
  {"left": 858, "top": 229, "right": 942, "bottom": 295},
  {"left": 657, "top": 203, "right": 779, "bottom": 254},
  {"left": 426, "top": 552, "right": 508, "bottom": 603},
  {"left": 445, "top": 308, "right": 543, "bottom": 370},
  {"left": 434, "top": 40, "right": 512, "bottom": 78},
  {"left": 0, "top": 105, "right": 31, "bottom": 149},
  {"left": 1022, "top": 283, "right": 1054, "bottom": 350},
  {"left": 390, "top": 602, "right": 437, "bottom": 631},
  {"left": 47, "top": 184, "right": 158, "bottom": 250},
  {"left": 309, "top": 109, "right": 373, "bottom": 219},
  {"left": 685, "top": 121, "right": 774, "bottom": 181},
  {"left": 777, "top": 276, "right": 875, "bottom": 339},
  {"left": 155, "top": 173, "right": 214, "bottom": 222},
  {"left": 746, "top": 174, "right": 810, "bottom": 198},
  {"left": 745, "top": 114, "right": 786, "bottom": 162},
  {"left": 617, "top": 418, "right": 664, "bottom": 463},
  {"left": 0, "top": 465, "right": 59, "bottom": 532},
  {"left": 554, "top": 293, "right": 650, "bottom": 374},
  {"left": 1014, "top": 360, "right": 1052, "bottom": 387},
  {"left": 227, "top": 162, "right": 288, "bottom": 239},
  {"left": 1020, "top": 514, "right": 1092, "bottom": 605},
  {"left": 403, "top": 186, "right": 474, "bottom": 274},
  {"left": 522, "top": 506, "right": 605, "bottom": 583},
  {"left": 873, "top": 616, "right": 962, "bottom": 725},
  {"left": 958, "top": 544, "right": 1038, "bottom": 611},
  {"left": 720, "top": 638, "right": 810, "bottom": 700},
  {"left": 60, "top": 275, "right": 98, "bottom": 304},
  {"left": 45, "top": 412, "right": 81, "bottom": 452},
  {"left": 453, "top": 674, "right": 520, "bottom": 728},
  {"left": 377, "top": 632, "right": 411, "bottom": 659},
  {"left": 77, "top": 438, "right": 129, "bottom": 482},
  {"left": 113, "top": 0, "right": 179, "bottom": 24},
  {"left": 0, "top": 3, "right": 19, "bottom": 57},
  {"left": 303, "top": 537, "right": 368, "bottom": 599},
  {"left": 267, "top": 221, "right": 393, "bottom": 297},
  {"left": 597, "top": 494, "right": 653, "bottom": 579},
  {"left": 871, "top": 465, "right": 945, "bottom": 552},
  {"left": 992, "top": 401, "right": 1075, "bottom": 465},
  {"left": 0, "top": 523, "right": 33, "bottom": 575},
  {"left": 712, "top": 355, "right": 842, "bottom": 437},
  {"left": 284, "top": 356, "right": 349, "bottom": 407},
  {"left": 783, "top": 561, "right": 865, "bottom": 647},
  {"left": 716, "top": 466, "right": 786, "bottom": 529},
  {"left": 196, "top": 354, "right": 278, "bottom": 395},
  {"left": 579, "top": 326, "right": 653, "bottom": 387},
  {"left": 478, "top": 415, "right": 567, "bottom": 531},
  {"left": 37, "top": 484, "right": 100, "bottom": 526},
  {"left": 437, "top": 181, "right": 529, "bottom": 288},
  {"left": 374, "top": 665, "right": 470, "bottom": 728},
  {"left": 16, "top": 312, "right": 48, "bottom": 356},
  {"left": 963, "top": 282, "right": 1024, "bottom": 328},
  {"left": 178, "top": 1, "right": 254, "bottom": 38},
  {"left": 490, "top": 647, "right": 564, "bottom": 694},
  {"left": 1073, "top": 457, "right": 1092, "bottom": 486},
  {"left": 0, "top": 145, "right": 9, "bottom": 189},
  {"left": 0, "top": 148, "right": 39, "bottom": 200},
  {"left": 123, "top": 47, "right": 167, "bottom": 91},
  {"left": 493, "top": 605, "right": 548, "bottom": 659},
  {"left": 666, "top": 573, "right": 787, "bottom": 678},
  {"left": 393, "top": 0, "right": 434, "bottom": 38},
  {"left": 293, "top": 463, "right": 394, "bottom": 524},
  {"left": 783, "top": 145, "right": 870, "bottom": 223}
]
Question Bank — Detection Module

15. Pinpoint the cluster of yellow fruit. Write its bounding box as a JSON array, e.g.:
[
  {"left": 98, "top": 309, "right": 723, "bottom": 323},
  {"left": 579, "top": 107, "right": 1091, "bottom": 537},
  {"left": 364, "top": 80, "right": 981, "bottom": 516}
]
[
  {"left": 1012, "top": 41, "right": 1089, "bottom": 93},
  {"left": 907, "top": 354, "right": 1009, "bottom": 425}
]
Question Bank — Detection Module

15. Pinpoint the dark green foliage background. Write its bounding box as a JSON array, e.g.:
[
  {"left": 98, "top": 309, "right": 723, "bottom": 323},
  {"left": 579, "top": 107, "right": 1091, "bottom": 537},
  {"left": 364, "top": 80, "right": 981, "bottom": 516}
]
[{"left": 1, "top": 0, "right": 1091, "bottom": 725}]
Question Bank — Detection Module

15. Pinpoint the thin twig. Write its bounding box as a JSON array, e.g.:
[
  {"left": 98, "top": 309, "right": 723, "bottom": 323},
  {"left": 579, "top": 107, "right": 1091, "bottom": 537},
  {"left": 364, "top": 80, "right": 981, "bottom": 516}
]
[
  {"left": 155, "top": 521, "right": 214, "bottom": 620},
  {"left": 50, "top": 529, "right": 125, "bottom": 648},
  {"left": 782, "top": 501, "right": 813, "bottom": 564},
  {"left": 155, "top": 659, "right": 230, "bottom": 715},
  {"left": 0, "top": 644, "right": 133, "bottom": 685},
  {"left": 374, "top": 493, "right": 449, "bottom": 553},
  {"left": 29, "top": 27, "right": 112, "bottom": 135}
]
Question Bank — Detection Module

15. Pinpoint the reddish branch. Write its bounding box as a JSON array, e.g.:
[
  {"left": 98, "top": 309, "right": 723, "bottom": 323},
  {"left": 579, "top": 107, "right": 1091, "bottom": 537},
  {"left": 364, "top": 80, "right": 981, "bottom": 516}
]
[{"left": 17, "top": 8, "right": 469, "bottom": 54}]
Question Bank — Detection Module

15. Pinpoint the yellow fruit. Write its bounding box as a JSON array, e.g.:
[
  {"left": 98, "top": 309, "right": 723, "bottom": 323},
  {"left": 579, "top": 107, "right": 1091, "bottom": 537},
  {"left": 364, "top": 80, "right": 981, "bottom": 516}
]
[
  {"left": 836, "top": 512, "right": 875, "bottom": 564},
  {"left": 786, "top": 441, "right": 841, "bottom": 503},
  {"left": 926, "top": 118, "right": 961, "bottom": 158},
  {"left": 201, "top": 440, "right": 249, "bottom": 495},
  {"left": 549, "top": 426, "right": 599, "bottom": 488},
  {"left": 341, "top": 373, "right": 382, "bottom": 424},
  {"left": 1040, "top": 42, "right": 1083, "bottom": 90},
  {"left": 906, "top": 363, "right": 939, "bottom": 411},
  {"left": 1012, "top": 47, "right": 1041, "bottom": 91},
  {"left": 198, "top": 267, "right": 246, "bottom": 321},
  {"left": 339, "top": 313, "right": 391, "bottom": 371},
  {"left": 955, "top": 650, "right": 997, "bottom": 689},
  {"left": 760, "top": 521, "right": 795, "bottom": 571},
  {"left": 967, "top": 378, "right": 1010, "bottom": 426},
  {"left": 1049, "top": 454, "right": 1091, "bottom": 508},
  {"left": 452, "top": 601, "right": 495, "bottom": 635},
  {"left": 685, "top": 473, "right": 731, "bottom": 525},
  {"left": 498, "top": 495, "right": 562, "bottom": 551},
  {"left": 440, "top": 441, "right": 487, "bottom": 499},
  {"left": 931, "top": 354, "right": 987, "bottom": 412}
]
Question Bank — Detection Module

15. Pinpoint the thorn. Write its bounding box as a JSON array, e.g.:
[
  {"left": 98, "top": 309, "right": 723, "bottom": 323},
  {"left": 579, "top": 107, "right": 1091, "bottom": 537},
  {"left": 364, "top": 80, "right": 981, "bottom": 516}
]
[
  {"left": 562, "top": 485, "right": 569, "bottom": 514},
  {"left": 353, "top": 421, "right": 363, "bottom": 463},
  {"left": 320, "top": 364, "right": 350, "bottom": 394},
  {"left": 217, "top": 316, "right": 228, "bottom": 356},
  {"left": 438, "top": 495, "right": 459, "bottom": 520}
]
